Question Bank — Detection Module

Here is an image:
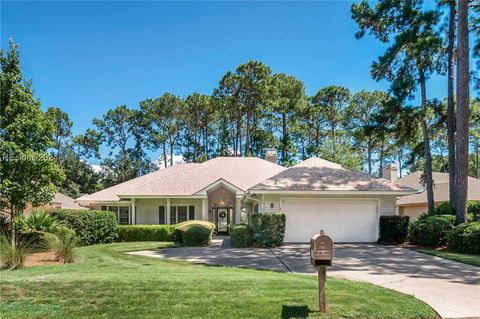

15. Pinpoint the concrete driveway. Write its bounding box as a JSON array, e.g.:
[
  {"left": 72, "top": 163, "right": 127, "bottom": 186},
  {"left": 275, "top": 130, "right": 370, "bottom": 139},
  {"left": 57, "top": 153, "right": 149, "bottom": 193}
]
[{"left": 130, "top": 243, "right": 480, "bottom": 319}]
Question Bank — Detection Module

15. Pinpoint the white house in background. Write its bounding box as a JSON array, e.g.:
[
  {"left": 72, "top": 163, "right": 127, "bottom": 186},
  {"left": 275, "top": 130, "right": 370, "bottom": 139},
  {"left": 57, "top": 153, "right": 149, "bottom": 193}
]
[{"left": 76, "top": 150, "right": 416, "bottom": 242}]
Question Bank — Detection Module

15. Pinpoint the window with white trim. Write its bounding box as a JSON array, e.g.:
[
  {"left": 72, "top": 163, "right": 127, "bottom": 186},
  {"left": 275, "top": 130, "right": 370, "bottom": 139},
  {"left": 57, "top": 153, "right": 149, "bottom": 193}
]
[
  {"left": 118, "top": 206, "right": 129, "bottom": 225},
  {"left": 101, "top": 206, "right": 130, "bottom": 225},
  {"left": 169, "top": 206, "right": 194, "bottom": 224}
]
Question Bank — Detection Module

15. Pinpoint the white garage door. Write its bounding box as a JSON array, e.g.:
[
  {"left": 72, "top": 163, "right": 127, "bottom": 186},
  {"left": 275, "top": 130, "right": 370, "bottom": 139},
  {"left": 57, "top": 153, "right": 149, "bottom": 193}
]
[{"left": 282, "top": 200, "right": 378, "bottom": 243}]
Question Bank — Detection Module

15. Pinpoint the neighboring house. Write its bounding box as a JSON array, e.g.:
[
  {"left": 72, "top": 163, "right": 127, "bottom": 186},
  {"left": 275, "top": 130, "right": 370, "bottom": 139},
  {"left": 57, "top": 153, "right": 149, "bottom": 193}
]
[
  {"left": 76, "top": 151, "right": 415, "bottom": 242},
  {"left": 396, "top": 171, "right": 480, "bottom": 220},
  {"left": 24, "top": 192, "right": 88, "bottom": 214}
]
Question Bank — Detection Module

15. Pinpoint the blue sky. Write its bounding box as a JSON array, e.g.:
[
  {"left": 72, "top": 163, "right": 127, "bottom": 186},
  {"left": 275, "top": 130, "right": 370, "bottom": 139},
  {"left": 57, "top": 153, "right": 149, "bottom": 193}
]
[{"left": 1, "top": 1, "right": 456, "bottom": 140}]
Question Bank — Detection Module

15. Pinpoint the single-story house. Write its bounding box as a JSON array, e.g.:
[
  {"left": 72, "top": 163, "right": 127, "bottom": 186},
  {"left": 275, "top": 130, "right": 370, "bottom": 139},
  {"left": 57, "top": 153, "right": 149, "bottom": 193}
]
[
  {"left": 23, "top": 192, "right": 88, "bottom": 215},
  {"left": 396, "top": 171, "right": 480, "bottom": 220},
  {"left": 76, "top": 151, "right": 416, "bottom": 242}
]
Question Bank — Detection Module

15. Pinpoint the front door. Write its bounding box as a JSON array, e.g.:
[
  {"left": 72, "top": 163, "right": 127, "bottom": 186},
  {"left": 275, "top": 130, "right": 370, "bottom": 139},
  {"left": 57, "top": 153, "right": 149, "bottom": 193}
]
[{"left": 215, "top": 207, "right": 230, "bottom": 233}]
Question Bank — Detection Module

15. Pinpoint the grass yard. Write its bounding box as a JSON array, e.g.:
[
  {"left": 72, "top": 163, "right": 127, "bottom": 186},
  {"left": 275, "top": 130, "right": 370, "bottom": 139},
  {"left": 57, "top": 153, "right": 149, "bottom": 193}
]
[
  {"left": 415, "top": 248, "right": 480, "bottom": 267},
  {"left": 0, "top": 242, "right": 438, "bottom": 319}
]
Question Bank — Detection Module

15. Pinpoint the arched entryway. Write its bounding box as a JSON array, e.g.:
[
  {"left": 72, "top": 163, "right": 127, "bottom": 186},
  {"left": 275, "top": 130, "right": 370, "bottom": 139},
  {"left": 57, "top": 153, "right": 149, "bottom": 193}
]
[{"left": 207, "top": 183, "right": 236, "bottom": 232}]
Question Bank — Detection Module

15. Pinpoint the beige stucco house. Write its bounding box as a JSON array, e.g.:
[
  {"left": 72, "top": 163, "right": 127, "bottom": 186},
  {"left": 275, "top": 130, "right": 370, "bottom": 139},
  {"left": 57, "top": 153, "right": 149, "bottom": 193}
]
[
  {"left": 77, "top": 152, "right": 416, "bottom": 242},
  {"left": 396, "top": 171, "right": 480, "bottom": 220}
]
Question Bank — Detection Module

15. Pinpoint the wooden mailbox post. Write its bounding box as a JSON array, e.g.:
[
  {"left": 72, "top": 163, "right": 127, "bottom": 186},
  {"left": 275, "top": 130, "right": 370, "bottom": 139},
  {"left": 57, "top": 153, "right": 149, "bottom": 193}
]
[{"left": 310, "top": 230, "right": 333, "bottom": 313}]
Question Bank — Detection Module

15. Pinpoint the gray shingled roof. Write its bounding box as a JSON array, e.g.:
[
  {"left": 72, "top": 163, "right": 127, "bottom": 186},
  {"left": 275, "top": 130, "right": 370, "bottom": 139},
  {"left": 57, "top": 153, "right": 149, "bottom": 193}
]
[{"left": 250, "top": 157, "right": 415, "bottom": 192}]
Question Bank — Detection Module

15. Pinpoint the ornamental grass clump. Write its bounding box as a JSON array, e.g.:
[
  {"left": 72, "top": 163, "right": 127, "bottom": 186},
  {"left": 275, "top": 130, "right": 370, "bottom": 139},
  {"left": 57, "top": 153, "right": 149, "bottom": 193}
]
[
  {"left": 48, "top": 228, "right": 78, "bottom": 263},
  {"left": 0, "top": 234, "right": 34, "bottom": 270}
]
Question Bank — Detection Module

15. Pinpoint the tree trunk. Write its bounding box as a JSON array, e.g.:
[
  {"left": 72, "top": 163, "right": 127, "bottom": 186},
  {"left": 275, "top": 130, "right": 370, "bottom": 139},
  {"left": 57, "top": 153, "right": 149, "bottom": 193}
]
[
  {"left": 169, "top": 136, "right": 174, "bottom": 166},
  {"left": 476, "top": 144, "right": 479, "bottom": 178},
  {"left": 379, "top": 138, "right": 385, "bottom": 178},
  {"left": 398, "top": 149, "right": 403, "bottom": 178},
  {"left": 162, "top": 141, "right": 167, "bottom": 168},
  {"left": 282, "top": 113, "right": 287, "bottom": 164},
  {"left": 245, "top": 107, "right": 250, "bottom": 157},
  {"left": 455, "top": 0, "right": 469, "bottom": 224},
  {"left": 447, "top": 0, "right": 457, "bottom": 207},
  {"left": 420, "top": 75, "right": 436, "bottom": 215},
  {"left": 367, "top": 139, "right": 373, "bottom": 175},
  {"left": 10, "top": 203, "right": 16, "bottom": 246}
]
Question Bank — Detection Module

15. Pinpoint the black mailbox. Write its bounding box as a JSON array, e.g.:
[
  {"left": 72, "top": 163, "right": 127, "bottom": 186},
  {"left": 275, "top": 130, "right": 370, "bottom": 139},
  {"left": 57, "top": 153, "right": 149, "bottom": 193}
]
[{"left": 310, "top": 230, "right": 333, "bottom": 267}]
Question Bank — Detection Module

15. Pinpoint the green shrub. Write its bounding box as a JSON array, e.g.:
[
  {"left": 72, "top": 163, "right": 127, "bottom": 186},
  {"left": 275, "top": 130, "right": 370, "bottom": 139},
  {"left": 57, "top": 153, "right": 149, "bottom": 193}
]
[
  {"left": 447, "top": 222, "right": 480, "bottom": 254},
  {"left": 250, "top": 213, "right": 286, "bottom": 247},
  {"left": 48, "top": 209, "right": 118, "bottom": 246},
  {"left": 418, "top": 216, "right": 454, "bottom": 247},
  {"left": 378, "top": 215, "right": 410, "bottom": 244},
  {"left": 117, "top": 225, "right": 175, "bottom": 242},
  {"left": 48, "top": 228, "right": 78, "bottom": 263},
  {"left": 16, "top": 210, "right": 60, "bottom": 233},
  {"left": 0, "top": 234, "right": 34, "bottom": 270},
  {"left": 435, "top": 202, "right": 456, "bottom": 215},
  {"left": 433, "top": 214, "right": 456, "bottom": 225},
  {"left": 229, "top": 224, "right": 254, "bottom": 247},
  {"left": 173, "top": 220, "right": 215, "bottom": 246},
  {"left": 407, "top": 218, "right": 422, "bottom": 244},
  {"left": 468, "top": 201, "right": 480, "bottom": 220}
]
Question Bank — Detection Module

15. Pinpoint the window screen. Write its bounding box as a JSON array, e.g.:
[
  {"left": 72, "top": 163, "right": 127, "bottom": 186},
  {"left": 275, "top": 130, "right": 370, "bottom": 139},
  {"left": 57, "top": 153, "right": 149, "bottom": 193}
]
[
  {"left": 188, "top": 206, "right": 195, "bottom": 220},
  {"left": 159, "top": 206, "right": 165, "bottom": 224},
  {"left": 178, "top": 206, "right": 187, "bottom": 223},
  {"left": 170, "top": 206, "right": 177, "bottom": 224}
]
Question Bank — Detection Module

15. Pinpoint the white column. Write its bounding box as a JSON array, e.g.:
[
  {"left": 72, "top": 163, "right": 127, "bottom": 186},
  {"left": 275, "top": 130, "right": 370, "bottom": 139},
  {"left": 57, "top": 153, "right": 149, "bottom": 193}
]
[
  {"left": 235, "top": 197, "right": 242, "bottom": 224},
  {"left": 166, "top": 198, "right": 171, "bottom": 225},
  {"left": 201, "top": 198, "right": 208, "bottom": 221},
  {"left": 131, "top": 198, "right": 136, "bottom": 225}
]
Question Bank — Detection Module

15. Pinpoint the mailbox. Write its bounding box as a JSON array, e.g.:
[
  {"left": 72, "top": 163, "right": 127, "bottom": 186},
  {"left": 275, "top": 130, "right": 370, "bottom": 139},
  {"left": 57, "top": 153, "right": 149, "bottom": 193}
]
[{"left": 310, "top": 230, "right": 333, "bottom": 267}]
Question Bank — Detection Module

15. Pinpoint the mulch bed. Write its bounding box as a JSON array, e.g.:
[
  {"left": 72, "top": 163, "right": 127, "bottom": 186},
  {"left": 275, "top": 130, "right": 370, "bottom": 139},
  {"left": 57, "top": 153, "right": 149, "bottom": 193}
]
[{"left": 24, "top": 251, "right": 63, "bottom": 267}]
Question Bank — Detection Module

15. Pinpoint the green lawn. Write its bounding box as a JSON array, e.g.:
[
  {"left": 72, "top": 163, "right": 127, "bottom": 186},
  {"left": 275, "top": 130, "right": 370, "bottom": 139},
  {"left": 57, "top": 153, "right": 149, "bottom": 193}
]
[
  {"left": 0, "top": 242, "right": 438, "bottom": 319},
  {"left": 416, "top": 248, "right": 480, "bottom": 267}
]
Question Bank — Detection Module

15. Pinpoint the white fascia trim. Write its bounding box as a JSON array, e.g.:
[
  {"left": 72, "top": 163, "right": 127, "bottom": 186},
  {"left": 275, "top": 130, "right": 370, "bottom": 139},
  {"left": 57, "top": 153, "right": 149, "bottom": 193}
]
[
  {"left": 193, "top": 178, "right": 245, "bottom": 196},
  {"left": 117, "top": 195, "right": 207, "bottom": 199},
  {"left": 74, "top": 200, "right": 132, "bottom": 205},
  {"left": 249, "top": 190, "right": 418, "bottom": 196}
]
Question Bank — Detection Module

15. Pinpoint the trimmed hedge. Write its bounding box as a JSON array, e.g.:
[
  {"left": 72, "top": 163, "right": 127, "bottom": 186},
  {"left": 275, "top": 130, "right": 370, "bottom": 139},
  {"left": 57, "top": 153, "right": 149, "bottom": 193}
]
[
  {"left": 447, "top": 222, "right": 480, "bottom": 254},
  {"left": 48, "top": 209, "right": 118, "bottom": 246},
  {"left": 435, "top": 202, "right": 456, "bottom": 215},
  {"left": 378, "top": 215, "right": 410, "bottom": 244},
  {"left": 229, "top": 224, "right": 254, "bottom": 247},
  {"left": 418, "top": 216, "right": 454, "bottom": 247},
  {"left": 250, "top": 213, "right": 286, "bottom": 247},
  {"left": 173, "top": 220, "right": 215, "bottom": 246},
  {"left": 117, "top": 225, "right": 175, "bottom": 242}
]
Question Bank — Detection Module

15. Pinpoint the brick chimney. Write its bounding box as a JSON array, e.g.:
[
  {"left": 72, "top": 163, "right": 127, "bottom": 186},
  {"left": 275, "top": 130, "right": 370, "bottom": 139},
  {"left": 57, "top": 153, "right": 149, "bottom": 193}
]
[
  {"left": 382, "top": 163, "right": 397, "bottom": 182},
  {"left": 264, "top": 148, "right": 278, "bottom": 164}
]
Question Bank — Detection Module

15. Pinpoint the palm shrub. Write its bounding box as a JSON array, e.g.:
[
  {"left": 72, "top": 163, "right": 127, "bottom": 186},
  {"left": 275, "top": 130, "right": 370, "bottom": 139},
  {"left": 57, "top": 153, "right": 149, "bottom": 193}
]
[
  {"left": 48, "top": 228, "right": 78, "bottom": 263},
  {"left": 16, "top": 210, "right": 60, "bottom": 233},
  {"left": 0, "top": 234, "right": 34, "bottom": 270}
]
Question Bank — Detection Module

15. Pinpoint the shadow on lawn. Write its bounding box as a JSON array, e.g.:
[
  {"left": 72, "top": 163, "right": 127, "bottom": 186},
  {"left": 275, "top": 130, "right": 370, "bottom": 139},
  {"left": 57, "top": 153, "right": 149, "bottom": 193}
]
[{"left": 281, "top": 304, "right": 313, "bottom": 319}]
